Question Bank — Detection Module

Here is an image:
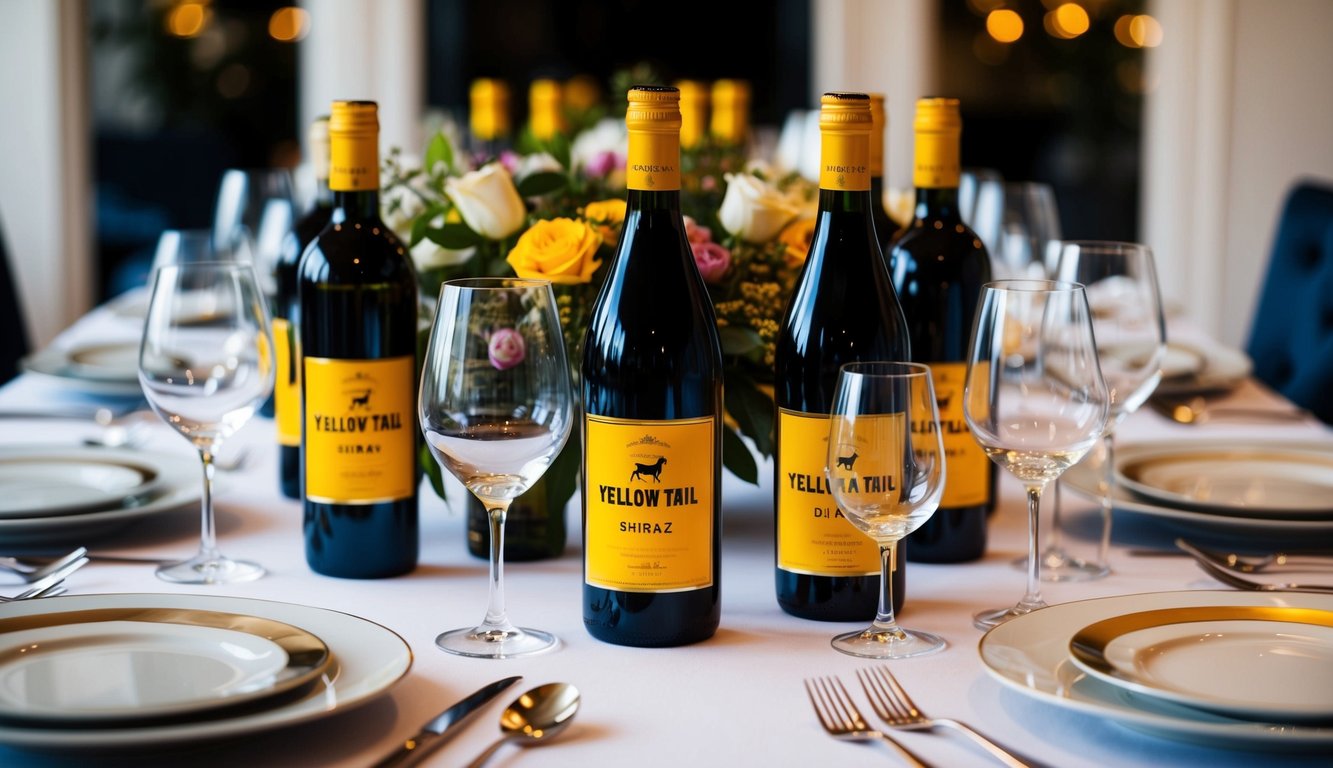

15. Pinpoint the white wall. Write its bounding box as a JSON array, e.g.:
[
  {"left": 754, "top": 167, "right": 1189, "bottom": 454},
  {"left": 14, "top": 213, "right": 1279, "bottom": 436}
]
[{"left": 0, "top": 0, "right": 91, "bottom": 348}]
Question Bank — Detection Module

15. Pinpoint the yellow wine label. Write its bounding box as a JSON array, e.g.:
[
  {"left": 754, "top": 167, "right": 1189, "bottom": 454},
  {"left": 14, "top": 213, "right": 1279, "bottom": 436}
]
[
  {"left": 584, "top": 413, "right": 715, "bottom": 592},
  {"left": 822, "top": 410, "right": 909, "bottom": 538},
  {"left": 819, "top": 132, "right": 870, "bottom": 191},
  {"left": 777, "top": 410, "right": 880, "bottom": 576},
  {"left": 930, "top": 362, "right": 991, "bottom": 507},
  {"left": 626, "top": 132, "right": 680, "bottom": 192},
  {"left": 303, "top": 355, "right": 415, "bottom": 504},
  {"left": 869, "top": 94, "right": 886, "bottom": 178},
  {"left": 913, "top": 97, "right": 962, "bottom": 189},
  {"left": 329, "top": 101, "right": 379, "bottom": 192},
  {"left": 273, "top": 318, "right": 300, "bottom": 447}
]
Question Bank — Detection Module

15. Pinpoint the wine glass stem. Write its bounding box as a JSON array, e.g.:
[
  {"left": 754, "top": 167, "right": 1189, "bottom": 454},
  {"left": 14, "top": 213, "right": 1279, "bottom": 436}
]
[
  {"left": 1021, "top": 484, "right": 1045, "bottom": 610},
  {"left": 481, "top": 502, "right": 516, "bottom": 633},
  {"left": 1098, "top": 430, "right": 1116, "bottom": 565},
  {"left": 196, "top": 447, "right": 221, "bottom": 561},
  {"left": 1046, "top": 480, "right": 1065, "bottom": 553},
  {"left": 871, "top": 541, "right": 902, "bottom": 633}
]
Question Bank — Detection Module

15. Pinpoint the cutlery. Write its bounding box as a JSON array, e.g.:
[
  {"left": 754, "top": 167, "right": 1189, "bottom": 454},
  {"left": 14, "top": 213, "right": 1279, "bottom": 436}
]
[
  {"left": 372, "top": 676, "right": 522, "bottom": 768},
  {"left": 464, "top": 682, "right": 581, "bottom": 768},
  {"left": 1149, "top": 394, "right": 1308, "bottom": 425},
  {"left": 0, "top": 547, "right": 88, "bottom": 582},
  {"left": 857, "top": 666, "right": 1028, "bottom": 768},
  {"left": 0, "top": 555, "right": 87, "bottom": 601},
  {"left": 1, "top": 552, "right": 170, "bottom": 575},
  {"left": 1178, "top": 539, "right": 1333, "bottom": 593},
  {"left": 1168, "top": 540, "right": 1333, "bottom": 573},
  {"left": 804, "top": 676, "right": 932, "bottom": 767}
]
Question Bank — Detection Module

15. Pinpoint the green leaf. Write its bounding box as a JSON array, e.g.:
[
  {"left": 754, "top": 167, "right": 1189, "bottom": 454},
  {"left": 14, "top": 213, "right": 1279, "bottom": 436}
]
[
  {"left": 724, "top": 372, "right": 775, "bottom": 457},
  {"left": 409, "top": 203, "right": 445, "bottom": 247},
  {"left": 419, "top": 442, "right": 449, "bottom": 509},
  {"left": 424, "top": 132, "right": 455, "bottom": 174},
  {"left": 722, "top": 425, "right": 758, "bottom": 485},
  {"left": 717, "top": 326, "right": 764, "bottom": 358},
  {"left": 425, "top": 223, "right": 482, "bottom": 250},
  {"left": 517, "top": 171, "right": 569, "bottom": 198}
]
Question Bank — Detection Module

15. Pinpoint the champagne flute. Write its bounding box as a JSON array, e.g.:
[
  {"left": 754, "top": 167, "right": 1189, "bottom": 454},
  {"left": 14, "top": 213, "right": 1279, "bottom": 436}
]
[
  {"left": 419, "top": 278, "right": 573, "bottom": 658},
  {"left": 138, "top": 262, "right": 274, "bottom": 584},
  {"left": 965, "top": 280, "right": 1109, "bottom": 629},
  {"left": 1050, "top": 242, "right": 1167, "bottom": 578},
  {"left": 825, "top": 362, "right": 946, "bottom": 659}
]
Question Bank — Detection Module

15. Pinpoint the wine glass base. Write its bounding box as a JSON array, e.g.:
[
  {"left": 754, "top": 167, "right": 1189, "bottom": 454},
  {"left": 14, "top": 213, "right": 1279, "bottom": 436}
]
[
  {"left": 973, "top": 601, "right": 1047, "bottom": 631},
  {"left": 1012, "top": 550, "right": 1110, "bottom": 582},
  {"left": 435, "top": 626, "right": 559, "bottom": 659},
  {"left": 830, "top": 627, "right": 946, "bottom": 659},
  {"left": 156, "top": 556, "right": 265, "bottom": 585}
]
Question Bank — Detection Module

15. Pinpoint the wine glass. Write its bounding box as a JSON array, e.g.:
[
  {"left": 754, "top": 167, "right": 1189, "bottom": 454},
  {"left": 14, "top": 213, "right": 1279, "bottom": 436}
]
[
  {"left": 971, "top": 181, "right": 1062, "bottom": 280},
  {"left": 138, "top": 262, "right": 274, "bottom": 584},
  {"left": 212, "top": 168, "right": 295, "bottom": 295},
  {"left": 825, "top": 362, "right": 946, "bottom": 659},
  {"left": 965, "top": 280, "right": 1109, "bottom": 629},
  {"left": 419, "top": 278, "right": 574, "bottom": 658},
  {"left": 152, "top": 228, "right": 252, "bottom": 273},
  {"left": 1050, "top": 242, "right": 1167, "bottom": 578}
]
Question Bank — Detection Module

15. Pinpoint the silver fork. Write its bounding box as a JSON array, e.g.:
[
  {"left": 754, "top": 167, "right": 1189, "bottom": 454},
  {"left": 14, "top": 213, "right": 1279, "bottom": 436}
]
[
  {"left": 1178, "top": 539, "right": 1333, "bottom": 593},
  {"left": 804, "top": 676, "right": 932, "bottom": 767},
  {"left": 0, "top": 547, "right": 89, "bottom": 582},
  {"left": 857, "top": 667, "right": 1029, "bottom": 768},
  {"left": 1174, "top": 539, "right": 1333, "bottom": 574},
  {"left": 0, "top": 555, "right": 86, "bottom": 601}
]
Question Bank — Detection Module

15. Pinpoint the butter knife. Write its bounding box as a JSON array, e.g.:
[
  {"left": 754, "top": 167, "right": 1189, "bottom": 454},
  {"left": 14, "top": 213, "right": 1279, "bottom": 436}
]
[{"left": 372, "top": 676, "right": 521, "bottom": 768}]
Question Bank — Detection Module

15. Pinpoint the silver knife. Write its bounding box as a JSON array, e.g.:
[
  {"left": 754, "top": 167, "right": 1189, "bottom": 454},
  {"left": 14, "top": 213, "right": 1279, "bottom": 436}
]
[{"left": 372, "top": 676, "right": 521, "bottom": 768}]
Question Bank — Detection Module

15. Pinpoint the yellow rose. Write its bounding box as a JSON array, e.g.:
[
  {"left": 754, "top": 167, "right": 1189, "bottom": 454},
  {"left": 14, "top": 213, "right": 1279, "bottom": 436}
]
[
  {"left": 506, "top": 218, "right": 603, "bottom": 284},
  {"left": 777, "top": 218, "right": 818, "bottom": 267},
  {"left": 582, "top": 198, "right": 627, "bottom": 245}
]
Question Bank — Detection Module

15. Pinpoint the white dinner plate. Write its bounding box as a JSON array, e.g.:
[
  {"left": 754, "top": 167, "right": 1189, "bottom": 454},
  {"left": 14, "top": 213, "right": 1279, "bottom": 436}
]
[
  {"left": 1153, "top": 340, "right": 1252, "bottom": 396},
  {"left": 1064, "top": 441, "right": 1333, "bottom": 541},
  {"left": 0, "top": 608, "right": 331, "bottom": 724},
  {"left": 979, "top": 590, "right": 1333, "bottom": 750},
  {"left": 0, "top": 593, "right": 411, "bottom": 748},
  {"left": 1068, "top": 605, "right": 1333, "bottom": 721},
  {"left": 0, "top": 449, "right": 162, "bottom": 519},
  {"left": 1117, "top": 442, "right": 1333, "bottom": 518},
  {"left": 21, "top": 341, "right": 144, "bottom": 396},
  {"left": 0, "top": 446, "right": 199, "bottom": 545}
]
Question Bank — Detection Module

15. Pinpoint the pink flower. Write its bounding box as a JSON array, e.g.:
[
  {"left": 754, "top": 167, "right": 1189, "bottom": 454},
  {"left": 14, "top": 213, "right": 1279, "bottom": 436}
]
[
  {"left": 487, "top": 328, "right": 526, "bottom": 370},
  {"left": 497, "top": 150, "right": 521, "bottom": 175},
  {"left": 583, "top": 150, "right": 621, "bottom": 178},
  {"left": 683, "top": 215, "right": 712, "bottom": 245},
  {"left": 691, "top": 241, "right": 731, "bottom": 284}
]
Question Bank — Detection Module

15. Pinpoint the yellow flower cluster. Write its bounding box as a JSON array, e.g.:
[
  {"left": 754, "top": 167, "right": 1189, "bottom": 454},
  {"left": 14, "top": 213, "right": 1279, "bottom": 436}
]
[{"left": 715, "top": 280, "right": 786, "bottom": 366}]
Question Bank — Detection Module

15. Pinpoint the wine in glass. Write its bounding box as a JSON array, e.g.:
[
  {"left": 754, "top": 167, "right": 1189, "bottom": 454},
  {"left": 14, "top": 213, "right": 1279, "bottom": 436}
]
[
  {"left": 138, "top": 262, "right": 274, "bottom": 584},
  {"left": 1051, "top": 241, "right": 1167, "bottom": 578},
  {"left": 419, "top": 278, "right": 574, "bottom": 658},
  {"left": 825, "top": 362, "right": 947, "bottom": 658},
  {"left": 965, "top": 280, "right": 1109, "bottom": 629}
]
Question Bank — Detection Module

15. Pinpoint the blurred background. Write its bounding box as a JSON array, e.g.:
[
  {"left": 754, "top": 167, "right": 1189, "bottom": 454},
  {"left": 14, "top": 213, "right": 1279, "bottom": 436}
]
[{"left": 2, "top": 0, "right": 1332, "bottom": 351}]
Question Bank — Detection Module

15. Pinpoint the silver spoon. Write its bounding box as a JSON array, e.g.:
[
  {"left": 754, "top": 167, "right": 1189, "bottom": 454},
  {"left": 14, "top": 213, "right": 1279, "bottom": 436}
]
[{"left": 464, "top": 683, "right": 581, "bottom": 768}]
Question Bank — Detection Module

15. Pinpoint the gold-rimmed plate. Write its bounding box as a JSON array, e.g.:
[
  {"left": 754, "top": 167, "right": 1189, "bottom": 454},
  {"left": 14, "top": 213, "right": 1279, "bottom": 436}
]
[
  {"left": 21, "top": 342, "right": 143, "bottom": 395},
  {"left": 1069, "top": 606, "right": 1333, "bottom": 722},
  {"left": 0, "top": 448, "right": 162, "bottom": 519},
  {"left": 0, "top": 607, "right": 331, "bottom": 725}
]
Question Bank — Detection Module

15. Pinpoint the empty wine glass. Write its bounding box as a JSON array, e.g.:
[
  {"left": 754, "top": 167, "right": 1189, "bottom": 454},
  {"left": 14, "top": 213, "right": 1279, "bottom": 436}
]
[
  {"left": 419, "top": 278, "right": 574, "bottom": 658},
  {"left": 212, "top": 168, "right": 295, "bottom": 295},
  {"left": 971, "top": 181, "right": 1062, "bottom": 280},
  {"left": 138, "top": 262, "right": 274, "bottom": 584},
  {"left": 1050, "top": 242, "right": 1167, "bottom": 578},
  {"left": 965, "top": 280, "right": 1109, "bottom": 629},
  {"left": 152, "top": 228, "right": 251, "bottom": 273},
  {"left": 825, "top": 362, "right": 946, "bottom": 659}
]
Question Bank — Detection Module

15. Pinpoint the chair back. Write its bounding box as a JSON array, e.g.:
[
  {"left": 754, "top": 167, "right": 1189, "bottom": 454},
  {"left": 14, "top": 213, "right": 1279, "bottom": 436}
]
[
  {"left": 0, "top": 214, "right": 30, "bottom": 385},
  {"left": 1245, "top": 180, "right": 1333, "bottom": 423}
]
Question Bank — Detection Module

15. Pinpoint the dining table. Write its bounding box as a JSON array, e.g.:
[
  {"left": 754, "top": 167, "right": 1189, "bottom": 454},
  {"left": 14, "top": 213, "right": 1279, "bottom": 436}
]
[{"left": 1, "top": 292, "right": 1331, "bottom": 768}]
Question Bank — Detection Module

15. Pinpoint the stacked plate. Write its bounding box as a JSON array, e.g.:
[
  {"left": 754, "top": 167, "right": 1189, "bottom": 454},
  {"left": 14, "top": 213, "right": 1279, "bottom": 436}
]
[
  {"left": 1064, "top": 439, "right": 1333, "bottom": 540},
  {"left": 980, "top": 590, "right": 1333, "bottom": 750},
  {"left": 0, "top": 446, "right": 200, "bottom": 545},
  {"left": 21, "top": 341, "right": 144, "bottom": 396},
  {"left": 0, "top": 593, "right": 412, "bottom": 748},
  {"left": 1153, "top": 340, "right": 1252, "bottom": 397}
]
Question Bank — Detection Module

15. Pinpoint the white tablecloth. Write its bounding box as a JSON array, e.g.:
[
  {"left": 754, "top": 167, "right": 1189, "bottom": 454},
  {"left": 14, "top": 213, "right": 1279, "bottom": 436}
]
[{"left": 1, "top": 300, "right": 1331, "bottom": 768}]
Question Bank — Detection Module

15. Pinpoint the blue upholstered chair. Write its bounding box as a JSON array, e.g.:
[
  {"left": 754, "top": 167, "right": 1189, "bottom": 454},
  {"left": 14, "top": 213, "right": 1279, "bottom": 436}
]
[
  {"left": 1245, "top": 179, "right": 1333, "bottom": 424},
  {"left": 0, "top": 214, "right": 30, "bottom": 386}
]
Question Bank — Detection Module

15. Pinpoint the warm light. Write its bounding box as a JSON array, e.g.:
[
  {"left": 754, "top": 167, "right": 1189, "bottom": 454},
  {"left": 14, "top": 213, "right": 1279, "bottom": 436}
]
[
  {"left": 1045, "top": 3, "right": 1090, "bottom": 39},
  {"left": 268, "top": 7, "right": 309, "bottom": 43},
  {"left": 1114, "top": 15, "right": 1136, "bottom": 46},
  {"left": 1131, "top": 14, "right": 1164, "bottom": 47},
  {"left": 987, "top": 9, "right": 1024, "bottom": 44},
  {"left": 166, "top": 2, "right": 210, "bottom": 38}
]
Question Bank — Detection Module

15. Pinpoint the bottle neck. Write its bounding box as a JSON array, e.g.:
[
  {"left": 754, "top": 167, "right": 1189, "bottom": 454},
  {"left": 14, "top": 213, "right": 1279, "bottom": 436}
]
[
  {"left": 625, "top": 189, "right": 682, "bottom": 214},
  {"left": 913, "top": 186, "right": 961, "bottom": 222},
  {"left": 817, "top": 186, "right": 872, "bottom": 217},
  {"left": 333, "top": 188, "right": 380, "bottom": 221}
]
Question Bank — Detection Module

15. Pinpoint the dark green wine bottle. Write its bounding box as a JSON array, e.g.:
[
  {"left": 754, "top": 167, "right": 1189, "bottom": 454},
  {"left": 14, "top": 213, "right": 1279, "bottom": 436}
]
[
  {"left": 298, "top": 101, "right": 419, "bottom": 578},
  {"left": 581, "top": 86, "right": 724, "bottom": 647},
  {"left": 774, "top": 93, "right": 911, "bottom": 622},
  {"left": 868, "top": 93, "right": 900, "bottom": 254},
  {"left": 275, "top": 116, "right": 334, "bottom": 500},
  {"left": 891, "top": 98, "right": 995, "bottom": 564}
]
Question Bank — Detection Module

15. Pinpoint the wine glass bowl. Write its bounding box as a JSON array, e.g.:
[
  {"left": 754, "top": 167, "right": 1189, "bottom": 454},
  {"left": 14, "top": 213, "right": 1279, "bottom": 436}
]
[
  {"left": 138, "top": 262, "right": 274, "bottom": 584},
  {"left": 824, "top": 361, "right": 947, "bottom": 659},
  {"left": 419, "top": 278, "right": 573, "bottom": 658},
  {"left": 965, "top": 280, "right": 1109, "bottom": 628}
]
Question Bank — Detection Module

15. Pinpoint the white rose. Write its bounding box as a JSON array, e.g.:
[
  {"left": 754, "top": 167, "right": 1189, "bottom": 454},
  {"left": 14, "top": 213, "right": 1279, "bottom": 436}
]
[
  {"left": 444, "top": 162, "right": 526, "bottom": 240},
  {"left": 570, "top": 117, "right": 627, "bottom": 172},
  {"left": 515, "top": 151, "right": 563, "bottom": 180},
  {"left": 718, "top": 172, "right": 801, "bottom": 243},
  {"left": 411, "top": 237, "right": 476, "bottom": 271}
]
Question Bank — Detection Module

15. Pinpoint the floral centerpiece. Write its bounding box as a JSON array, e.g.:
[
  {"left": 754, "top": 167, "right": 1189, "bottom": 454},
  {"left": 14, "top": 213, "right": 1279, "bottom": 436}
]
[{"left": 383, "top": 112, "right": 817, "bottom": 517}]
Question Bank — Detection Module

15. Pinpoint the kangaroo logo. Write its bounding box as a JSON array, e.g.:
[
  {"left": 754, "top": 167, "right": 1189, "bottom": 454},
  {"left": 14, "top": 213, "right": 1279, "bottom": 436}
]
[
  {"left": 936, "top": 390, "right": 953, "bottom": 411},
  {"left": 630, "top": 456, "right": 667, "bottom": 483},
  {"left": 349, "top": 389, "right": 372, "bottom": 411},
  {"left": 835, "top": 451, "right": 859, "bottom": 471}
]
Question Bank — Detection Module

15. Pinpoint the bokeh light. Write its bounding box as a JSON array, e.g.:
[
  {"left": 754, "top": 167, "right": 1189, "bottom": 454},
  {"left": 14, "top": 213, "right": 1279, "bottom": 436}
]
[
  {"left": 987, "top": 9, "right": 1024, "bottom": 44},
  {"left": 268, "top": 7, "right": 310, "bottom": 43}
]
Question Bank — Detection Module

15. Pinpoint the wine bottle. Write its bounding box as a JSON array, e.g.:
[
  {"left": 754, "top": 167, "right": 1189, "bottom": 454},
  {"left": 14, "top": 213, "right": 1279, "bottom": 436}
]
[
  {"left": 890, "top": 97, "right": 995, "bottom": 563},
  {"left": 868, "top": 93, "right": 899, "bottom": 253},
  {"left": 274, "top": 115, "right": 334, "bottom": 499},
  {"left": 676, "top": 80, "right": 708, "bottom": 151},
  {"left": 298, "top": 100, "right": 419, "bottom": 578},
  {"left": 774, "top": 92, "right": 911, "bottom": 622},
  {"left": 581, "top": 85, "right": 724, "bottom": 647},
  {"left": 710, "top": 79, "right": 750, "bottom": 174},
  {"left": 469, "top": 78, "right": 511, "bottom": 159},
  {"left": 528, "top": 78, "right": 565, "bottom": 143}
]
